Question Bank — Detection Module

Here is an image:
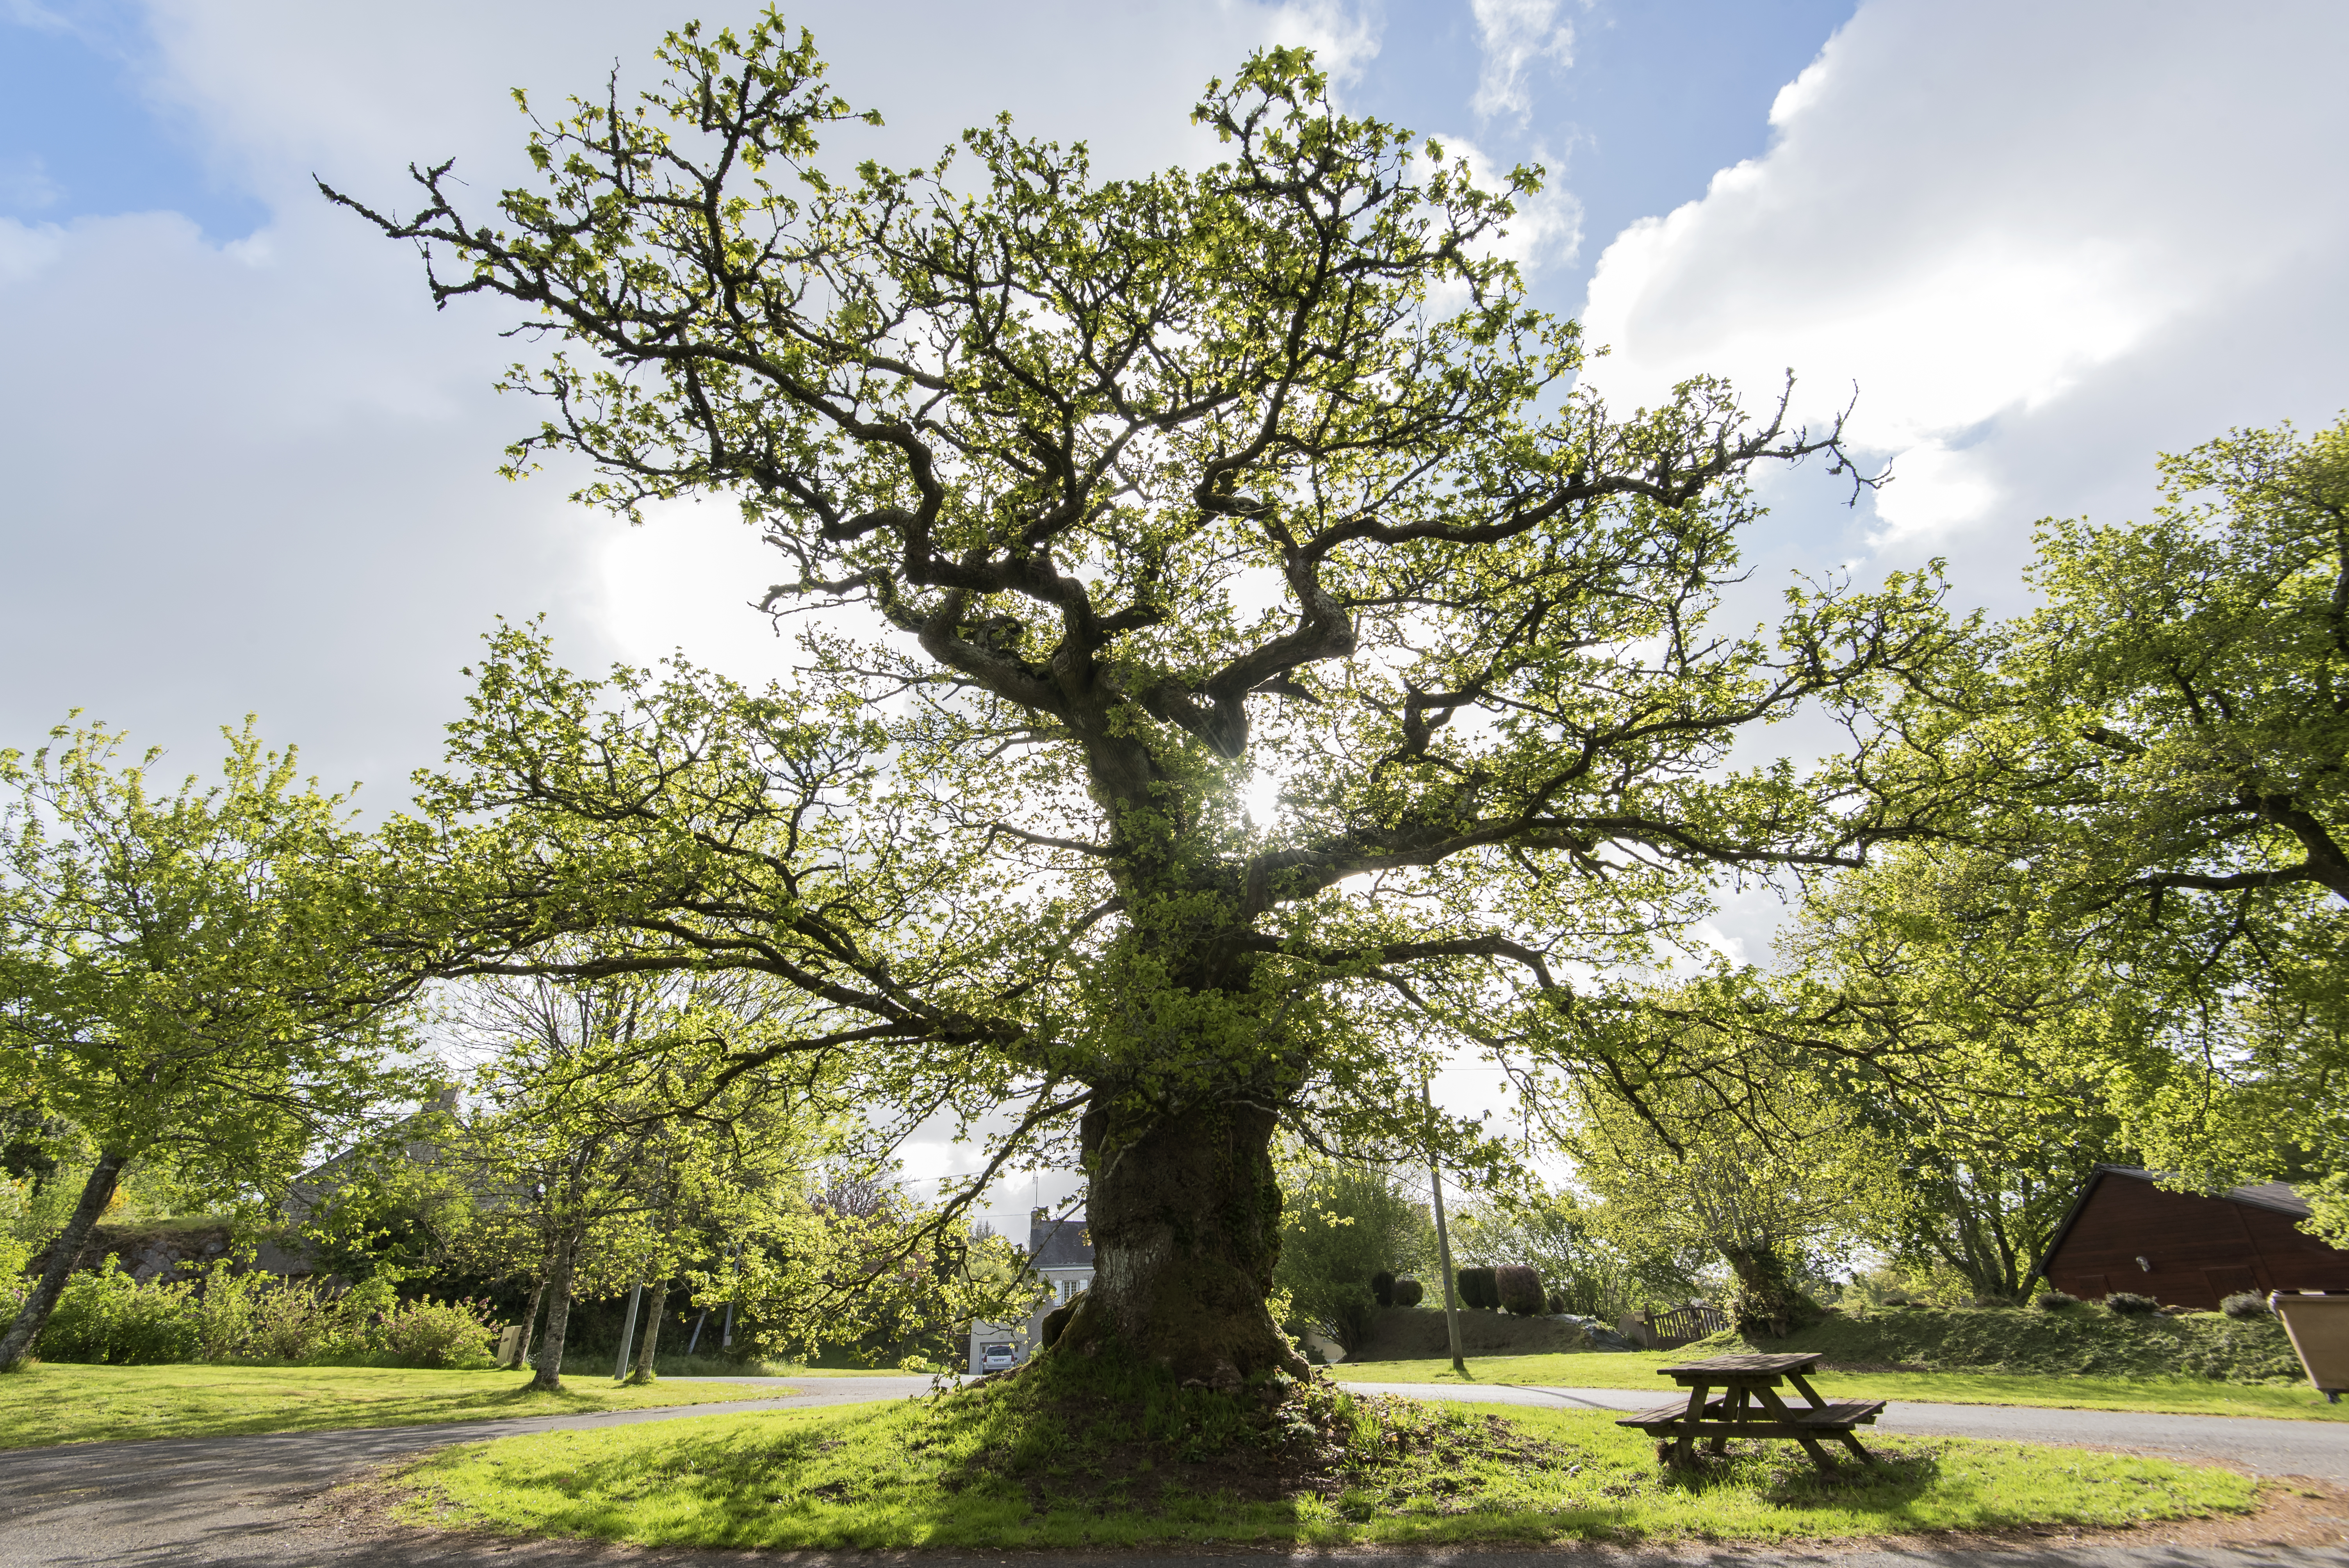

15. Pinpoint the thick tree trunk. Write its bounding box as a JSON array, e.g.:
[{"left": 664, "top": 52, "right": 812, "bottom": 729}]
[
  {"left": 1721, "top": 1244, "right": 1812, "bottom": 1338},
  {"left": 0, "top": 1149, "right": 128, "bottom": 1371},
  {"left": 529, "top": 1225, "right": 580, "bottom": 1392},
  {"left": 628, "top": 1279, "right": 667, "bottom": 1383},
  {"left": 1056, "top": 1095, "right": 1304, "bottom": 1386}
]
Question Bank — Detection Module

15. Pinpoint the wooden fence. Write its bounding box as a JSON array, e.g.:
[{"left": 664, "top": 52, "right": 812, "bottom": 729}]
[{"left": 1639, "top": 1303, "right": 1729, "bottom": 1349}]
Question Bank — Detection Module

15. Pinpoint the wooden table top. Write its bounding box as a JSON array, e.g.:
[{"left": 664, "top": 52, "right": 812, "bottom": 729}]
[{"left": 1657, "top": 1352, "right": 1823, "bottom": 1381}]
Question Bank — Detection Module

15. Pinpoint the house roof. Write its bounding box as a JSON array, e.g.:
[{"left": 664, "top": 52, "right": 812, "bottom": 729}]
[
  {"left": 2028, "top": 1165, "right": 2320, "bottom": 1284},
  {"left": 1027, "top": 1209, "right": 1094, "bottom": 1270}
]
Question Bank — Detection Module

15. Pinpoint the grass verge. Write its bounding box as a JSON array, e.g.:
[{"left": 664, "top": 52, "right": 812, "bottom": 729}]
[
  {"left": 1710, "top": 1304, "right": 2300, "bottom": 1382},
  {"left": 1335, "top": 1353, "right": 2346, "bottom": 1420},
  {"left": 393, "top": 1368, "right": 2256, "bottom": 1549},
  {"left": 1334, "top": 1352, "right": 2339, "bottom": 1418},
  {"left": 0, "top": 1363, "right": 797, "bottom": 1450}
]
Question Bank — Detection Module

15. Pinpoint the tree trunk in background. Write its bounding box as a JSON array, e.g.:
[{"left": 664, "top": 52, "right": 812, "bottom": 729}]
[
  {"left": 628, "top": 1279, "right": 668, "bottom": 1383},
  {"left": 1057, "top": 1096, "right": 1304, "bottom": 1386},
  {"left": 519, "top": 1269, "right": 549, "bottom": 1367},
  {"left": 1721, "top": 1244, "right": 1811, "bottom": 1338},
  {"left": 529, "top": 1226, "right": 581, "bottom": 1392},
  {"left": 0, "top": 1149, "right": 128, "bottom": 1371}
]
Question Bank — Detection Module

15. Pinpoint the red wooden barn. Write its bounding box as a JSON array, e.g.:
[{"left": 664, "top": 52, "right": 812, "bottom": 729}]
[{"left": 2032, "top": 1165, "right": 2349, "bottom": 1309}]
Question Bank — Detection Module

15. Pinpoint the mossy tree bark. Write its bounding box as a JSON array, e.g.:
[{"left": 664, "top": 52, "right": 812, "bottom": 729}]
[
  {"left": 628, "top": 1278, "right": 668, "bottom": 1383},
  {"left": 1059, "top": 1096, "right": 1302, "bottom": 1385},
  {"left": 1722, "top": 1245, "right": 1813, "bottom": 1339}
]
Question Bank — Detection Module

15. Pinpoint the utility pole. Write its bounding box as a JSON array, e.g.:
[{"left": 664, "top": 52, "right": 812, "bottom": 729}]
[
  {"left": 612, "top": 1283, "right": 643, "bottom": 1381},
  {"left": 1424, "top": 1077, "right": 1467, "bottom": 1376}
]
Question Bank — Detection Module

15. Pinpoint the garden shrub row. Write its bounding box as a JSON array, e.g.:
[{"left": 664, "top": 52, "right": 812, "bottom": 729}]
[{"left": 8, "top": 1256, "right": 499, "bottom": 1368}]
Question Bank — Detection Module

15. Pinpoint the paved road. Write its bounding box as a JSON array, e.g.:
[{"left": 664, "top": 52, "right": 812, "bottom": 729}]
[
  {"left": 1336, "top": 1382, "right": 2349, "bottom": 1483},
  {"left": 6, "top": 1375, "right": 2349, "bottom": 1568},
  {"left": 0, "top": 1378, "right": 927, "bottom": 1568}
]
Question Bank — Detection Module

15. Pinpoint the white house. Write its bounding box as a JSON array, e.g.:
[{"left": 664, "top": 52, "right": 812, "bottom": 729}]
[{"left": 968, "top": 1206, "right": 1094, "bottom": 1374}]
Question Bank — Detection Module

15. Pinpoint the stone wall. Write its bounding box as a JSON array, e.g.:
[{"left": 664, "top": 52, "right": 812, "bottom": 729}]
[{"left": 28, "top": 1219, "right": 314, "bottom": 1283}]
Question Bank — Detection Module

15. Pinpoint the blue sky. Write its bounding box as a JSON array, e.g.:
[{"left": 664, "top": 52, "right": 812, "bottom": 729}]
[
  {"left": 1, "top": 1, "right": 1857, "bottom": 292},
  {"left": 0, "top": 2, "right": 265, "bottom": 236}
]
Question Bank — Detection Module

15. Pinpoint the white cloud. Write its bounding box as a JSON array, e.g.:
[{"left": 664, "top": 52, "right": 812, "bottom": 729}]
[
  {"left": 1579, "top": 0, "right": 2349, "bottom": 577},
  {"left": 0, "top": 216, "right": 62, "bottom": 283},
  {"left": 0, "top": 0, "right": 1381, "bottom": 793},
  {"left": 1469, "top": 0, "right": 1577, "bottom": 123},
  {"left": 1263, "top": 0, "right": 1386, "bottom": 86}
]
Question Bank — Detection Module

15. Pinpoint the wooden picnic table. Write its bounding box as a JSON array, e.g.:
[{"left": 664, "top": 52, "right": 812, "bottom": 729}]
[{"left": 1615, "top": 1351, "right": 1882, "bottom": 1472}]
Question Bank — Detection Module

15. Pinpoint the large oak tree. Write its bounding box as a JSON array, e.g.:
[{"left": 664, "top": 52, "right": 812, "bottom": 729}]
[{"left": 337, "top": 15, "right": 1959, "bottom": 1386}]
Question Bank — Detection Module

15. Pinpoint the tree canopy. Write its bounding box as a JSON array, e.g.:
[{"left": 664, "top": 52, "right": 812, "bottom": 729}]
[
  {"left": 0, "top": 721, "right": 418, "bottom": 1368},
  {"left": 330, "top": 12, "right": 1966, "bottom": 1384}
]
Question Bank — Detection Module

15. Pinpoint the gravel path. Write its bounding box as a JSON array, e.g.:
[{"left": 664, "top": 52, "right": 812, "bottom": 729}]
[{"left": 5, "top": 1374, "right": 2349, "bottom": 1568}]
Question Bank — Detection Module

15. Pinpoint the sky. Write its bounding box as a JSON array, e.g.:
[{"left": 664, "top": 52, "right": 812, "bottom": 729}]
[{"left": 5, "top": 0, "right": 2347, "bottom": 1226}]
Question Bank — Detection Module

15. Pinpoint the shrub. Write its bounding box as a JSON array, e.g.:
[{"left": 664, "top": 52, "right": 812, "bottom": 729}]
[
  {"left": 1392, "top": 1277, "right": 1424, "bottom": 1306},
  {"left": 2105, "top": 1291, "right": 2162, "bottom": 1317},
  {"left": 1370, "top": 1270, "right": 1395, "bottom": 1308},
  {"left": 37, "top": 1258, "right": 202, "bottom": 1364},
  {"left": 2221, "top": 1290, "right": 2272, "bottom": 1319},
  {"left": 245, "top": 1279, "right": 348, "bottom": 1361},
  {"left": 1455, "top": 1266, "right": 1498, "bottom": 1311},
  {"left": 2034, "top": 1289, "right": 2079, "bottom": 1311},
  {"left": 1494, "top": 1263, "right": 1544, "bottom": 1317},
  {"left": 377, "top": 1295, "right": 498, "bottom": 1368},
  {"left": 1276, "top": 1162, "right": 1432, "bottom": 1353}
]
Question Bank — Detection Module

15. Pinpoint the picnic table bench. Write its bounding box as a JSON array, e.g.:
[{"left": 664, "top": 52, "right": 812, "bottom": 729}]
[{"left": 1616, "top": 1351, "right": 1882, "bottom": 1471}]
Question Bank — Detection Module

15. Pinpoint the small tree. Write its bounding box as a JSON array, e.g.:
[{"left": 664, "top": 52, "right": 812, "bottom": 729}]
[
  {"left": 1762, "top": 843, "right": 2157, "bottom": 1301},
  {"left": 0, "top": 722, "right": 417, "bottom": 1370},
  {"left": 1452, "top": 1186, "right": 1646, "bottom": 1319},
  {"left": 1273, "top": 1159, "right": 1431, "bottom": 1353},
  {"left": 438, "top": 966, "right": 844, "bottom": 1391},
  {"left": 1563, "top": 1021, "right": 1893, "bottom": 1336}
]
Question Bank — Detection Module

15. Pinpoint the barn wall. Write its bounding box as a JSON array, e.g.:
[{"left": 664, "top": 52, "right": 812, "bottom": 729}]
[{"left": 2042, "top": 1175, "right": 2349, "bottom": 1308}]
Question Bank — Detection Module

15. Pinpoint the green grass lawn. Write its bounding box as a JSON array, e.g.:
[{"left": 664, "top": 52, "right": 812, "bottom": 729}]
[
  {"left": 0, "top": 1363, "right": 799, "bottom": 1450},
  {"left": 1335, "top": 1352, "right": 2348, "bottom": 1420},
  {"left": 394, "top": 1393, "right": 2259, "bottom": 1549}
]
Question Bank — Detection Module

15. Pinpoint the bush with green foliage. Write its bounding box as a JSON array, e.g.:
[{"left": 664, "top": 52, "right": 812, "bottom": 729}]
[
  {"left": 1275, "top": 1163, "right": 1433, "bottom": 1353},
  {"left": 378, "top": 1296, "right": 499, "bottom": 1368},
  {"left": 2221, "top": 1291, "right": 2271, "bottom": 1320},
  {"left": 2034, "top": 1290, "right": 2079, "bottom": 1311},
  {"left": 1392, "top": 1278, "right": 1424, "bottom": 1307},
  {"left": 23, "top": 1256, "right": 494, "bottom": 1368},
  {"left": 2103, "top": 1292, "right": 2161, "bottom": 1317},
  {"left": 1370, "top": 1270, "right": 1395, "bottom": 1308},
  {"left": 35, "top": 1260, "right": 203, "bottom": 1365},
  {"left": 1450, "top": 1188, "right": 1657, "bottom": 1320},
  {"left": 1693, "top": 1299, "right": 2299, "bottom": 1382}
]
